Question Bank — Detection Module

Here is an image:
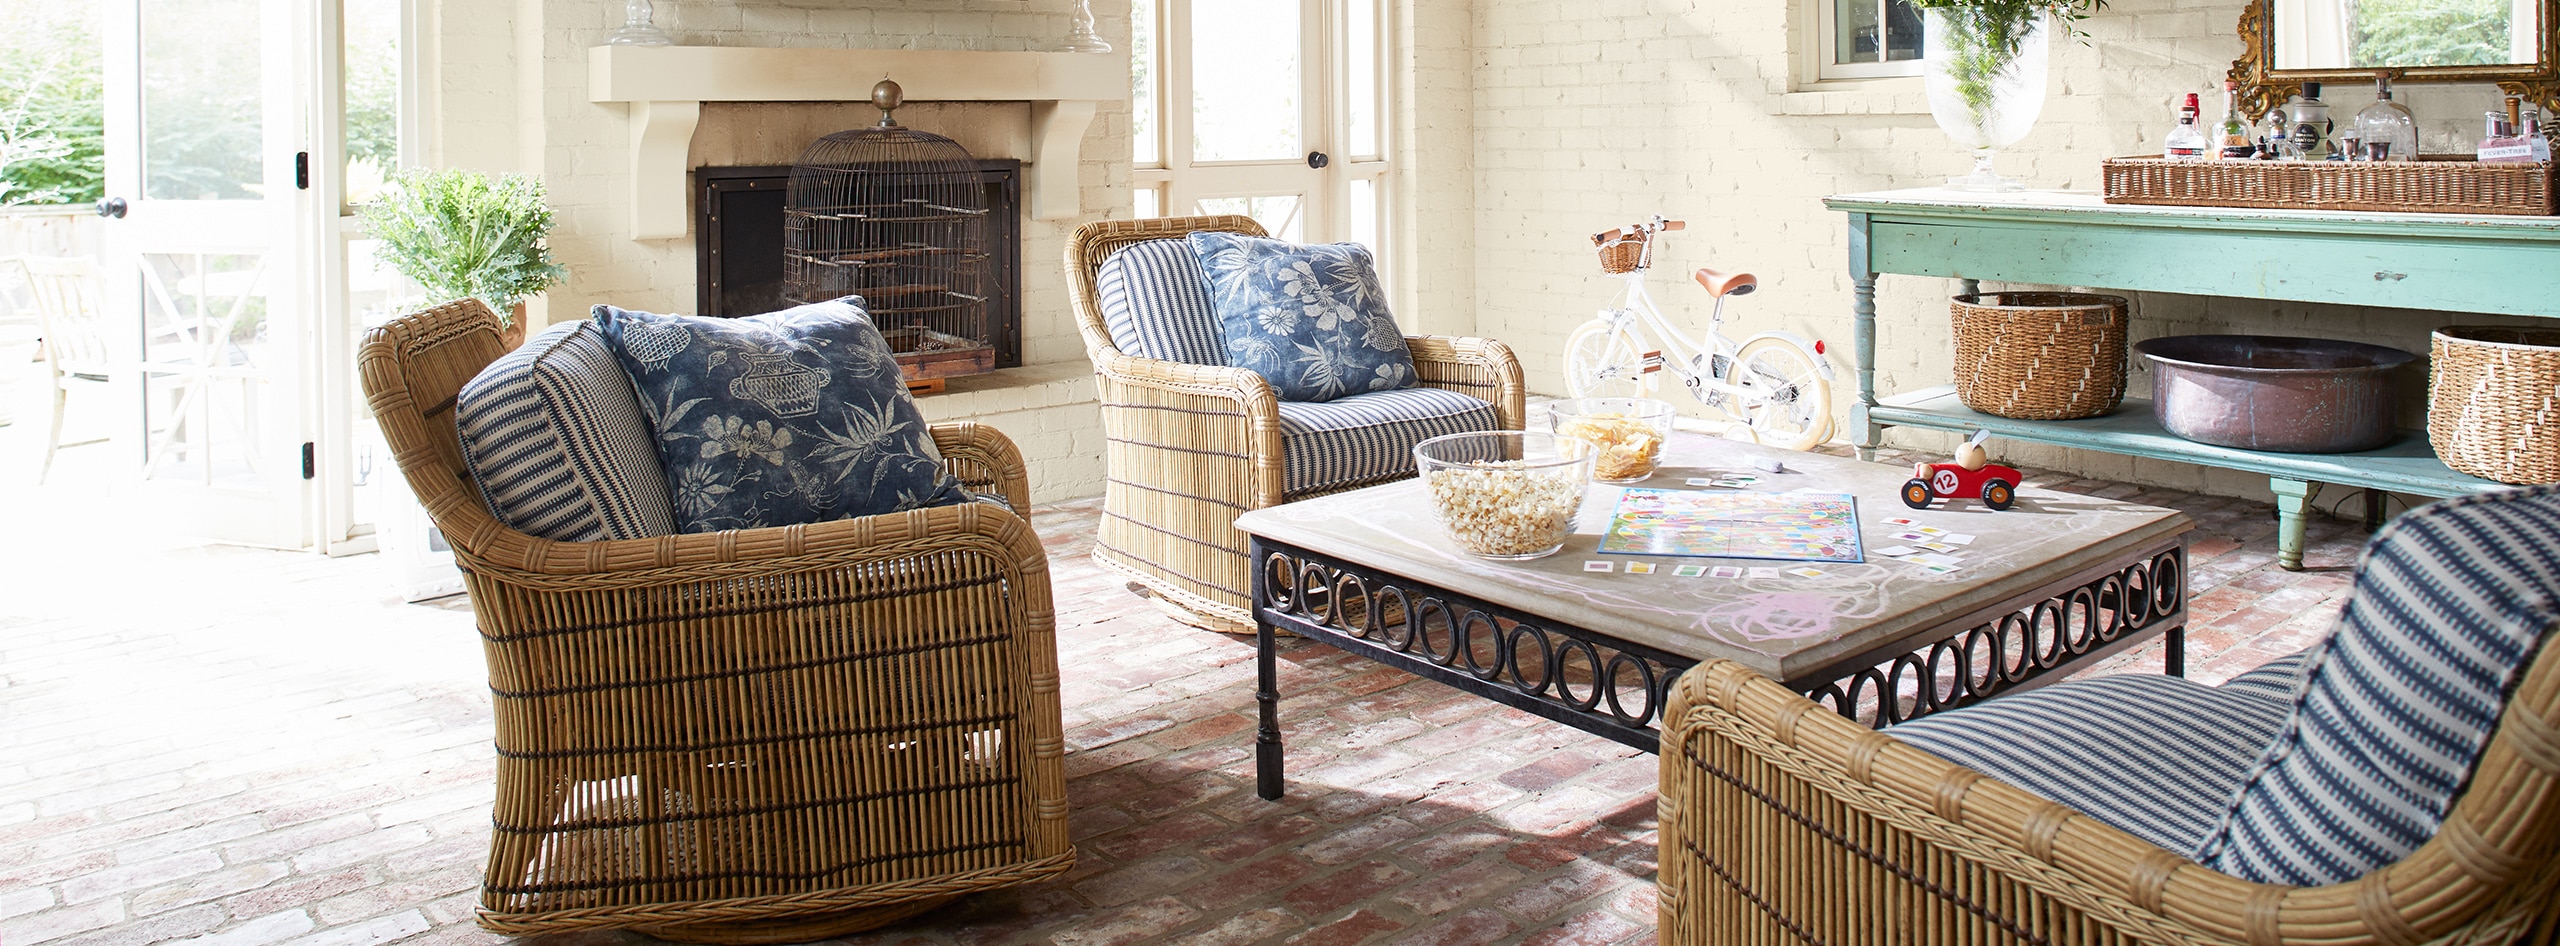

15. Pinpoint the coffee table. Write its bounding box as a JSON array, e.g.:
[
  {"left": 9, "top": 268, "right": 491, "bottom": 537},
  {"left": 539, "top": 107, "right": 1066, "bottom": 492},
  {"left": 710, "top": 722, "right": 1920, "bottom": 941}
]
[{"left": 1233, "top": 436, "right": 2192, "bottom": 800}]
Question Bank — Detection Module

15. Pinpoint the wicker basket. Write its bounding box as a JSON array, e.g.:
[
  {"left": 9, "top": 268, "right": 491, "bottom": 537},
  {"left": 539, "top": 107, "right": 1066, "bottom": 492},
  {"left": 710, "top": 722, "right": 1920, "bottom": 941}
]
[
  {"left": 2429, "top": 326, "right": 2560, "bottom": 484},
  {"left": 1950, "top": 292, "right": 2129, "bottom": 421},
  {"left": 2102, "top": 156, "right": 2558, "bottom": 216},
  {"left": 1596, "top": 235, "right": 1647, "bottom": 274}
]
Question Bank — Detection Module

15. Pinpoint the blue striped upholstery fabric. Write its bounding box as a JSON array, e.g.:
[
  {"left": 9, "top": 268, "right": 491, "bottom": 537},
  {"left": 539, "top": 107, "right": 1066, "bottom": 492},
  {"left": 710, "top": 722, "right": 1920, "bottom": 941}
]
[
  {"left": 454, "top": 320, "right": 676, "bottom": 542},
  {"left": 1095, "top": 239, "right": 1228, "bottom": 366},
  {"left": 1890, "top": 674, "right": 2297, "bottom": 855},
  {"left": 1276, "top": 387, "right": 1499, "bottom": 500},
  {"left": 2197, "top": 484, "right": 2560, "bottom": 886},
  {"left": 2215, "top": 650, "right": 2315, "bottom": 705}
]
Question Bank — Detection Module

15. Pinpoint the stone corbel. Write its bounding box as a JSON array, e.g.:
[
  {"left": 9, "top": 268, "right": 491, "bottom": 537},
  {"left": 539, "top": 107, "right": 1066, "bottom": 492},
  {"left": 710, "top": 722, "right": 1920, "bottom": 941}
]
[{"left": 625, "top": 100, "right": 701, "bottom": 241}]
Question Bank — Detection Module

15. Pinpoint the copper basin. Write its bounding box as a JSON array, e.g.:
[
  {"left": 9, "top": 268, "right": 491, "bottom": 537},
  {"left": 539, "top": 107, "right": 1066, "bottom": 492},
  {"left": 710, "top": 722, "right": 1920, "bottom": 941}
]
[{"left": 2134, "top": 335, "right": 2415, "bottom": 453}]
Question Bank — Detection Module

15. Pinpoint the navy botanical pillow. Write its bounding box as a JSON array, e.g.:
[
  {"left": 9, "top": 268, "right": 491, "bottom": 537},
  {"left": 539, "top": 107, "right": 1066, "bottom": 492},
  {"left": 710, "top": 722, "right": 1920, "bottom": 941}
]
[
  {"left": 591, "top": 298, "right": 971, "bottom": 533},
  {"left": 1185, "top": 231, "right": 1418, "bottom": 403}
]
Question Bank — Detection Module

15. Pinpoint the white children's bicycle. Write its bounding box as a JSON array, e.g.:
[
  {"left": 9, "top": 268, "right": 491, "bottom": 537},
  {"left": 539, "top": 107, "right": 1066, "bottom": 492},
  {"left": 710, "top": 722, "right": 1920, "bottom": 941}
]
[{"left": 1562, "top": 215, "right": 1837, "bottom": 451}]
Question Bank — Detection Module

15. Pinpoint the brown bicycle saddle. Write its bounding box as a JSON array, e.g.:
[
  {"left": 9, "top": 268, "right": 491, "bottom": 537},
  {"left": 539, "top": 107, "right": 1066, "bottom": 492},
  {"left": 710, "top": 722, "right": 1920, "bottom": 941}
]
[{"left": 1694, "top": 267, "right": 1758, "bottom": 298}]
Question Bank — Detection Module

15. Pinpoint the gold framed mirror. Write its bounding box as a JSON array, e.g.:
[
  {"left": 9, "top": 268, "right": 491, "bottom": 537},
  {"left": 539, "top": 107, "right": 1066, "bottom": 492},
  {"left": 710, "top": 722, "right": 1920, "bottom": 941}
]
[{"left": 2228, "top": 0, "right": 2558, "bottom": 115}]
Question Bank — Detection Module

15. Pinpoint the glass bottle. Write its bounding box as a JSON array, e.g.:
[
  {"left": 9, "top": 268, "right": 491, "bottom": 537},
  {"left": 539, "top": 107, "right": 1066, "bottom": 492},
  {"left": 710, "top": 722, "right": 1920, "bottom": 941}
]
[
  {"left": 2524, "top": 103, "right": 2552, "bottom": 162},
  {"left": 2290, "top": 82, "right": 2333, "bottom": 160},
  {"left": 2165, "top": 93, "right": 2211, "bottom": 161},
  {"left": 2259, "top": 104, "right": 2293, "bottom": 160},
  {"left": 2352, "top": 74, "right": 2418, "bottom": 162},
  {"left": 2216, "top": 81, "right": 2254, "bottom": 159}
]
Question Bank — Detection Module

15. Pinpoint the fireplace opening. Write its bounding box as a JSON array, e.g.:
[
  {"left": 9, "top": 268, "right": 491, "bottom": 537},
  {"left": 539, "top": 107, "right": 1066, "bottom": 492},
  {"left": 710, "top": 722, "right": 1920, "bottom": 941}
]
[{"left": 694, "top": 160, "right": 1022, "bottom": 373}]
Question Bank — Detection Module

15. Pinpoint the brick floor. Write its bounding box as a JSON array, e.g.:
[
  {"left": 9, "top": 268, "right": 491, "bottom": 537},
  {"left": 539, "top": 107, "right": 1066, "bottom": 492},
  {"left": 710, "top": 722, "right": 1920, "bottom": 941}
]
[{"left": 0, "top": 445, "right": 2380, "bottom": 946}]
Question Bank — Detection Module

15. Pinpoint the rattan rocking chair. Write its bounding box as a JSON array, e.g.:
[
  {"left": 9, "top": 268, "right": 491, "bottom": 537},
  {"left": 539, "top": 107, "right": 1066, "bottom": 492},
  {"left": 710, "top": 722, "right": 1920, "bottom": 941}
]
[
  {"left": 1658, "top": 486, "right": 2560, "bottom": 945},
  {"left": 358, "top": 299, "right": 1072, "bottom": 944},
  {"left": 1063, "top": 215, "right": 1527, "bottom": 631}
]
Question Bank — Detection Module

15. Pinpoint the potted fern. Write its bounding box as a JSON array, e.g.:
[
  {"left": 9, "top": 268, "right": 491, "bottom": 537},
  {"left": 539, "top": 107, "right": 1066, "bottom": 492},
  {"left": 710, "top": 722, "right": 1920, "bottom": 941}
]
[
  {"left": 361, "top": 169, "right": 565, "bottom": 345},
  {"left": 1916, "top": 0, "right": 2107, "bottom": 191}
]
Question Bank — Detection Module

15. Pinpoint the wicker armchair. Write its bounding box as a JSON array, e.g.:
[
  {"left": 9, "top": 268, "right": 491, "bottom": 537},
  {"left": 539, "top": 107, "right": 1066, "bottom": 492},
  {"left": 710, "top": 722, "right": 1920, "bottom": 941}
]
[
  {"left": 358, "top": 300, "right": 1071, "bottom": 944},
  {"left": 1063, "top": 215, "right": 1527, "bottom": 630},
  {"left": 1658, "top": 488, "right": 2560, "bottom": 945}
]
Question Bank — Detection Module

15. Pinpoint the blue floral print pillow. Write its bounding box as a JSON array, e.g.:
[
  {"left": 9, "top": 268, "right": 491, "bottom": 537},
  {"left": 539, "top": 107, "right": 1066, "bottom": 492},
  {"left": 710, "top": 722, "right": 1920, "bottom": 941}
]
[
  {"left": 1185, "top": 231, "right": 1418, "bottom": 403},
  {"left": 592, "top": 298, "right": 972, "bottom": 533}
]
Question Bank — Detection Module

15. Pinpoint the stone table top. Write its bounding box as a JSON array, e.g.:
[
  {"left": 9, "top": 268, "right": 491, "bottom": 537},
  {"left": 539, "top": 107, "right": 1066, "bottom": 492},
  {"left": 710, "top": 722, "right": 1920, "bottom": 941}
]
[{"left": 1234, "top": 437, "right": 2193, "bottom": 682}]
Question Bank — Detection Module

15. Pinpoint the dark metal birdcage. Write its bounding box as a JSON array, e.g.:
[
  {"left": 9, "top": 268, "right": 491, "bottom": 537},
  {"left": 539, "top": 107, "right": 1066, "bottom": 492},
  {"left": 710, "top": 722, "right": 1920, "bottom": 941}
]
[{"left": 783, "top": 79, "right": 996, "bottom": 382}]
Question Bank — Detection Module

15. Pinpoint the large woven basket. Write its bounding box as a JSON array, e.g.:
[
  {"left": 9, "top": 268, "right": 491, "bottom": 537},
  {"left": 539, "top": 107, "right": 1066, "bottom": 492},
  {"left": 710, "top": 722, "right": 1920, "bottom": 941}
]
[
  {"left": 2429, "top": 326, "right": 2560, "bottom": 484},
  {"left": 1950, "top": 292, "right": 2129, "bottom": 421},
  {"left": 2102, "top": 155, "right": 2559, "bottom": 216}
]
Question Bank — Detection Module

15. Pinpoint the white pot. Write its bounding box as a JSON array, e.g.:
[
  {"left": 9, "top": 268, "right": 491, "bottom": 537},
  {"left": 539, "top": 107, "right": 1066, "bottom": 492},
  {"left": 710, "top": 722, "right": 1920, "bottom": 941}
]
[{"left": 1923, "top": 8, "right": 2052, "bottom": 191}]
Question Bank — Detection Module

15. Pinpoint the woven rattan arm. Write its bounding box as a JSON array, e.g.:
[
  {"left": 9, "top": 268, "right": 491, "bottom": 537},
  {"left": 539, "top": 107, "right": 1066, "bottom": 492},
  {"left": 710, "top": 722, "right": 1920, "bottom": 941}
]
[
  {"left": 1406, "top": 334, "right": 1526, "bottom": 431},
  {"left": 1658, "top": 658, "right": 2560, "bottom": 946},
  {"left": 931, "top": 420, "right": 1031, "bottom": 518}
]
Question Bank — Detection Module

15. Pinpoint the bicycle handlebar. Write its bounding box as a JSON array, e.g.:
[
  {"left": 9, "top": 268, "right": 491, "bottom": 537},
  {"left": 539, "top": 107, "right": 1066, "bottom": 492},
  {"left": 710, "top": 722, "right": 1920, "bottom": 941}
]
[{"left": 1590, "top": 217, "right": 1688, "bottom": 245}]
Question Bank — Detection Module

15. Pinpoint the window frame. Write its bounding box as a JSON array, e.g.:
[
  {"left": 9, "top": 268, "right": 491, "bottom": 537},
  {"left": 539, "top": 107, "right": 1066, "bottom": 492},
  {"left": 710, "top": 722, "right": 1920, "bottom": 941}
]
[{"left": 1811, "top": 0, "right": 1923, "bottom": 83}]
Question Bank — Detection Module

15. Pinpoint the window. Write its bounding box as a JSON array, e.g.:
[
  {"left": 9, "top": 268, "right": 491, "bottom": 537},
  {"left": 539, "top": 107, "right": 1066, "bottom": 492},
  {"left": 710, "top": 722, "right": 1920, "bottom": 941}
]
[{"left": 1816, "top": 0, "right": 1923, "bottom": 80}]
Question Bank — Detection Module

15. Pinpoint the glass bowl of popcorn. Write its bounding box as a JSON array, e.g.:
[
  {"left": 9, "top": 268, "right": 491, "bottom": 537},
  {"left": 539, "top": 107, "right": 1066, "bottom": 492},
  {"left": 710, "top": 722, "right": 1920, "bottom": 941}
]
[
  {"left": 1413, "top": 431, "right": 1597, "bottom": 560},
  {"left": 1547, "top": 397, "right": 1675, "bottom": 484}
]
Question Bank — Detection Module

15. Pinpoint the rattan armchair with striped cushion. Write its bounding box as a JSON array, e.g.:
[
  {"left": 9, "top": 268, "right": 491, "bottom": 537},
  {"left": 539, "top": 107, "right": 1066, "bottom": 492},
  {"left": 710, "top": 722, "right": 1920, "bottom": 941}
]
[
  {"left": 358, "top": 299, "right": 1071, "bottom": 944},
  {"left": 1064, "top": 215, "right": 1527, "bottom": 630},
  {"left": 1658, "top": 484, "right": 2560, "bottom": 945}
]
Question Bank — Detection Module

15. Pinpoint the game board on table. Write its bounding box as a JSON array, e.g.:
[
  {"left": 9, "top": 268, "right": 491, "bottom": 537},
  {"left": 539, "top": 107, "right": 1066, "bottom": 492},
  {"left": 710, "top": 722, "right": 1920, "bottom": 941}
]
[{"left": 1598, "top": 488, "right": 1865, "bottom": 563}]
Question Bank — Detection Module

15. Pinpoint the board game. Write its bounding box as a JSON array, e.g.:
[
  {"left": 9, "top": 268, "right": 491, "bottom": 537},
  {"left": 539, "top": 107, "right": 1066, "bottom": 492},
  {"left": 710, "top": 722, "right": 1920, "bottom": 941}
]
[{"left": 1598, "top": 489, "right": 1865, "bottom": 563}]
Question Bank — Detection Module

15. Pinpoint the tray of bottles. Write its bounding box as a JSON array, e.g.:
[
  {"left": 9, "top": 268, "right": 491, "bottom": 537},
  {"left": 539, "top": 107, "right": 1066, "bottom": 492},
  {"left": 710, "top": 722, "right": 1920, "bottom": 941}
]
[{"left": 2101, "top": 155, "right": 2556, "bottom": 217}]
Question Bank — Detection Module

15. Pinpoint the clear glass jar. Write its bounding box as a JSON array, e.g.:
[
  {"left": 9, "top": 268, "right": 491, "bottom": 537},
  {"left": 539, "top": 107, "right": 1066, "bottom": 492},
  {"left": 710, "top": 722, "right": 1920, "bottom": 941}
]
[{"left": 2353, "top": 75, "right": 2418, "bottom": 162}]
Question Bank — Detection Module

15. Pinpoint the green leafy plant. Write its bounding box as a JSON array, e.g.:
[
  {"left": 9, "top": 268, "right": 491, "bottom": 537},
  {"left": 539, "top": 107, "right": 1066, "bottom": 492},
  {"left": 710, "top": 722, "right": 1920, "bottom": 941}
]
[
  {"left": 1914, "top": 0, "right": 2107, "bottom": 119},
  {"left": 361, "top": 169, "right": 566, "bottom": 326}
]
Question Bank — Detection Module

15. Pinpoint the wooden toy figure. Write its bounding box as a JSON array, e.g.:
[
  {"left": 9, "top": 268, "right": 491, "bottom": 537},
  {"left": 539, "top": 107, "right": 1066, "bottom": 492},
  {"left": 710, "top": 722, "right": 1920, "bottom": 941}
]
[{"left": 1901, "top": 430, "right": 2022, "bottom": 511}]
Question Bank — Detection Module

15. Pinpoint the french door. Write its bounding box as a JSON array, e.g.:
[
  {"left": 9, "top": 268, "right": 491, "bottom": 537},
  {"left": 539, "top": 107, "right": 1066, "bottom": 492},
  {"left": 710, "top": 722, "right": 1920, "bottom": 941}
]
[
  {"left": 98, "top": 0, "right": 315, "bottom": 548},
  {"left": 97, "top": 0, "right": 397, "bottom": 551},
  {"left": 1133, "top": 0, "right": 1390, "bottom": 254}
]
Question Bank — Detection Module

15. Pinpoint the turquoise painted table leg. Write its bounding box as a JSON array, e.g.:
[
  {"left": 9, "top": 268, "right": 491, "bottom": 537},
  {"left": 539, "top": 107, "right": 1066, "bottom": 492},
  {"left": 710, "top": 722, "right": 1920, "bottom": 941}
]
[
  {"left": 1850, "top": 213, "right": 1879, "bottom": 461},
  {"left": 2271, "top": 478, "right": 2322, "bottom": 571}
]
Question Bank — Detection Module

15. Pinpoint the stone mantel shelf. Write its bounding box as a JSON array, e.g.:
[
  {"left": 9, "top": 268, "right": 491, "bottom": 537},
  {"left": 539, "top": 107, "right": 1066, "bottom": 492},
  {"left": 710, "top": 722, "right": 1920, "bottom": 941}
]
[{"left": 589, "top": 45, "right": 1128, "bottom": 239}]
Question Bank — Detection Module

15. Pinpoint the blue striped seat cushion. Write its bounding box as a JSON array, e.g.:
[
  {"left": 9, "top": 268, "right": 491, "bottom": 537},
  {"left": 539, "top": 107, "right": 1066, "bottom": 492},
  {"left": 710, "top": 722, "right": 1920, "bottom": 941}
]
[
  {"left": 1277, "top": 388, "right": 1500, "bottom": 500},
  {"left": 2196, "top": 484, "right": 2560, "bottom": 886},
  {"left": 2215, "top": 650, "right": 2315, "bottom": 705},
  {"left": 1890, "top": 674, "right": 2297, "bottom": 856},
  {"left": 1095, "top": 239, "right": 1228, "bottom": 366},
  {"left": 454, "top": 320, "right": 676, "bottom": 541}
]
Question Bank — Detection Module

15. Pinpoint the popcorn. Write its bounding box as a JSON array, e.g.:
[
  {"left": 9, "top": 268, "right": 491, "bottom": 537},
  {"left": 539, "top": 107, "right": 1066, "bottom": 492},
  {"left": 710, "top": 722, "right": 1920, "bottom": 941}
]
[
  {"left": 1555, "top": 412, "right": 1665, "bottom": 481},
  {"left": 1422, "top": 461, "right": 1588, "bottom": 557}
]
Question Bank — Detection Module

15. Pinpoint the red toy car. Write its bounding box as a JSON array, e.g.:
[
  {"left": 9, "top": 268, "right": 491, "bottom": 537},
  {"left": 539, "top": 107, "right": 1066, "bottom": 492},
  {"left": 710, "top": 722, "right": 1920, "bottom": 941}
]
[{"left": 1901, "top": 459, "right": 2020, "bottom": 511}]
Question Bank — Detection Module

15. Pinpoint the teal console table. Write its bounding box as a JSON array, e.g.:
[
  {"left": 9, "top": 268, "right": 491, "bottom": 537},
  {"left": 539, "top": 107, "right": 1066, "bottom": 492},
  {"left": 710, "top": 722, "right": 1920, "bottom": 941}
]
[{"left": 1828, "top": 188, "right": 2560, "bottom": 568}]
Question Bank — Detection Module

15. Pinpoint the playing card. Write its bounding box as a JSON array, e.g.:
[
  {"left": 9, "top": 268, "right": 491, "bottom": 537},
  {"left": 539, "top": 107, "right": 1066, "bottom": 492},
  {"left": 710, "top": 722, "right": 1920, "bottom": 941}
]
[
  {"left": 1916, "top": 541, "right": 1960, "bottom": 553},
  {"left": 1748, "top": 567, "right": 1779, "bottom": 579},
  {"left": 1584, "top": 561, "right": 1613, "bottom": 572},
  {"left": 1942, "top": 533, "right": 1977, "bottom": 545},
  {"left": 1710, "top": 566, "right": 1744, "bottom": 578},
  {"left": 1910, "top": 553, "right": 1962, "bottom": 567},
  {"left": 1786, "top": 567, "right": 1827, "bottom": 578},
  {"left": 1892, "top": 531, "right": 1930, "bottom": 542},
  {"left": 1874, "top": 545, "right": 1921, "bottom": 557},
  {"left": 1626, "top": 562, "right": 1657, "bottom": 575},
  {"left": 1673, "top": 564, "right": 1707, "bottom": 577}
]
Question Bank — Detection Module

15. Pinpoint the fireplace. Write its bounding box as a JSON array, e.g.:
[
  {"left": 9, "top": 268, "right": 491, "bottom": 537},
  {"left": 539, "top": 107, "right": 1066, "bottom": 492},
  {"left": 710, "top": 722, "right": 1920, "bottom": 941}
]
[{"left": 693, "top": 159, "right": 1023, "bottom": 372}]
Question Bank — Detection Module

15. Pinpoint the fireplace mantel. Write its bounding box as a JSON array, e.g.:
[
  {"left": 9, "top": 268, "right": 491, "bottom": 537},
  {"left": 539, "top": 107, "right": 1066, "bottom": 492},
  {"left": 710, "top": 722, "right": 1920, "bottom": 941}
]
[{"left": 589, "top": 46, "right": 1126, "bottom": 239}]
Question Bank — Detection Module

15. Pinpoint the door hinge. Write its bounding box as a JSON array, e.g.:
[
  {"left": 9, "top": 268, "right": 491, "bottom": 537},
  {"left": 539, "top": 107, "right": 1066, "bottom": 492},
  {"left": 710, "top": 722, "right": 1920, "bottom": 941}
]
[
  {"left": 301, "top": 442, "right": 316, "bottom": 479},
  {"left": 295, "top": 152, "right": 310, "bottom": 190}
]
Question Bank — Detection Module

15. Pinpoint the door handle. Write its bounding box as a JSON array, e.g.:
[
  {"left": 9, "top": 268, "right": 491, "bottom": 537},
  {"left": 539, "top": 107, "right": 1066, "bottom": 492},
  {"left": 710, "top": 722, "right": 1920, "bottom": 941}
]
[
  {"left": 96, "top": 197, "right": 127, "bottom": 219},
  {"left": 1306, "top": 151, "right": 1330, "bottom": 169}
]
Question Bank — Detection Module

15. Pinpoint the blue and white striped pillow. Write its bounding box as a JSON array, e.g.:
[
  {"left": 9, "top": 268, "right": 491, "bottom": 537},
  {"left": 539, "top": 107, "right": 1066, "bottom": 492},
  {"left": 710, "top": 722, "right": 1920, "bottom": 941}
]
[
  {"left": 1095, "top": 239, "right": 1228, "bottom": 366},
  {"left": 454, "top": 320, "right": 676, "bottom": 542},
  {"left": 2196, "top": 483, "right": 2560, "bottom": 886}
]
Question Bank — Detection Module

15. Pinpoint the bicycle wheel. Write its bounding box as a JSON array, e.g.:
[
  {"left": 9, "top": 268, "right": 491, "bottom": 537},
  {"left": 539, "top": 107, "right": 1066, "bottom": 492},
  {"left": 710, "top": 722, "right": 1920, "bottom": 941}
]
[
  {"left": 1563, "top": 320, "right": 1648, "bottom": 399},
  {"left": 1722, "top": 338, "right": 1833, "bottom": 451}
]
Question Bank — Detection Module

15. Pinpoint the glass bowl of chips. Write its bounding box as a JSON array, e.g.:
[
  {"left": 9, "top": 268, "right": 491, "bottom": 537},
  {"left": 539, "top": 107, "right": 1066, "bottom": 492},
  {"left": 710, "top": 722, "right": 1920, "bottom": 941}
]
[
  {"left": 1412, "top": 430, "right": 1596, "bottom": 560},
  {"left": 1547, "top": 397, "right": 1675, "bottom": 484}
]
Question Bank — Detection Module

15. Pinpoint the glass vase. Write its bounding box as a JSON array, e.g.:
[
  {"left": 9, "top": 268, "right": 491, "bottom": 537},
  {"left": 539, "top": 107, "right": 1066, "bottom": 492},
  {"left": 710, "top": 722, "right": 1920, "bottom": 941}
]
[
  {"left": 607, "top": 0, "right": 673, "bottom": 46},
  {"left": 1922, "top": 7, "right": 2050, "bottom": 192}
]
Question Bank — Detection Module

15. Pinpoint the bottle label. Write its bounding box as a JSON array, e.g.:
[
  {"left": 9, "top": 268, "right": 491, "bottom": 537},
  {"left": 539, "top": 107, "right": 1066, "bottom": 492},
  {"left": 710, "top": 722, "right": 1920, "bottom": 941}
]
[
  {"left": 2167, "top": 144, "right": 2208, "bottom": 159},
  {"left": 2479, "top": 139, "right": 2537, "bottom": 162},
  {"left": 2219, "top": 134, "right": 2254, "bottom": 159},
  {"left": 2294, "top": 123, "right": 2327, "bottom": 155}
]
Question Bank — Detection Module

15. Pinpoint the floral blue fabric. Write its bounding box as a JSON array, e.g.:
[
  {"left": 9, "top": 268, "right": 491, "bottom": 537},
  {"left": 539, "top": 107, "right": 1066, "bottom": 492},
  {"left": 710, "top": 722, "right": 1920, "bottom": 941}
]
[
  {"left": 592, "top": 298, "right": 971, "bottom": 533},
  {"left": 1185, "top": 231, "right": 1418, "bottom": 403}
]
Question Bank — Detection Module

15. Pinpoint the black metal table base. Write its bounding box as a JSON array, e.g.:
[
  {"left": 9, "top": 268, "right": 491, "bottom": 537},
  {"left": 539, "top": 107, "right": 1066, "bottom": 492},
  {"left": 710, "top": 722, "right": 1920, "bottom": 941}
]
[{"left": 1250, "top": 538, "right": 2186, "bottom": 800}]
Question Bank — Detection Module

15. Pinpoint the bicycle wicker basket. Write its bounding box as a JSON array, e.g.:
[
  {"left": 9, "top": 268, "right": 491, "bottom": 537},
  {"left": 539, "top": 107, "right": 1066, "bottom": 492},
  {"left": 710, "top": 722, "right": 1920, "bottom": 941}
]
[
  {"left": 1950, "top": 292, "right": 2129, "bottom": 421},
  {"left": 1596, "top": 234, "right": 1648, "bottom": 274},
  {"left": 2429, "top": 326, "right": 2560, "bottom": 484}
]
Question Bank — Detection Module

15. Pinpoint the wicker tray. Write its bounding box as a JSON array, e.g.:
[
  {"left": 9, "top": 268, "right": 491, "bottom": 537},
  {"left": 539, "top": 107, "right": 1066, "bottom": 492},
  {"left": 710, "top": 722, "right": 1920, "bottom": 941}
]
[{"left": 2102, "top": 156, "right": 2557, "bottom": 216}]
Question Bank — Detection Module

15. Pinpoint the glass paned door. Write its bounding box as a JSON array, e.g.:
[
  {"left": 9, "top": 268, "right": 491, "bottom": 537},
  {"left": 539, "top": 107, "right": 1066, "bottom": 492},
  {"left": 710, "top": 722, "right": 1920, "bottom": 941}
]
[
  {"left": 100, "top": 0, "right": 314, "bottom": 547},
  {"left": 1135, "top": 0, "right": 1392, "bottom": 265}
]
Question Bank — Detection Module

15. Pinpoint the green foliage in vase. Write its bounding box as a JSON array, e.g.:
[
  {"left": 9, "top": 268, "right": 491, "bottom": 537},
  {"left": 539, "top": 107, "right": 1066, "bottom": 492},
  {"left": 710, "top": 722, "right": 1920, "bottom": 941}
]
[
  {"left": 1913, "top": 0, "right": 2107, "bottom": 120},
  {"left": 361, "top": 169, "right": 566, "bottom": 326}
]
